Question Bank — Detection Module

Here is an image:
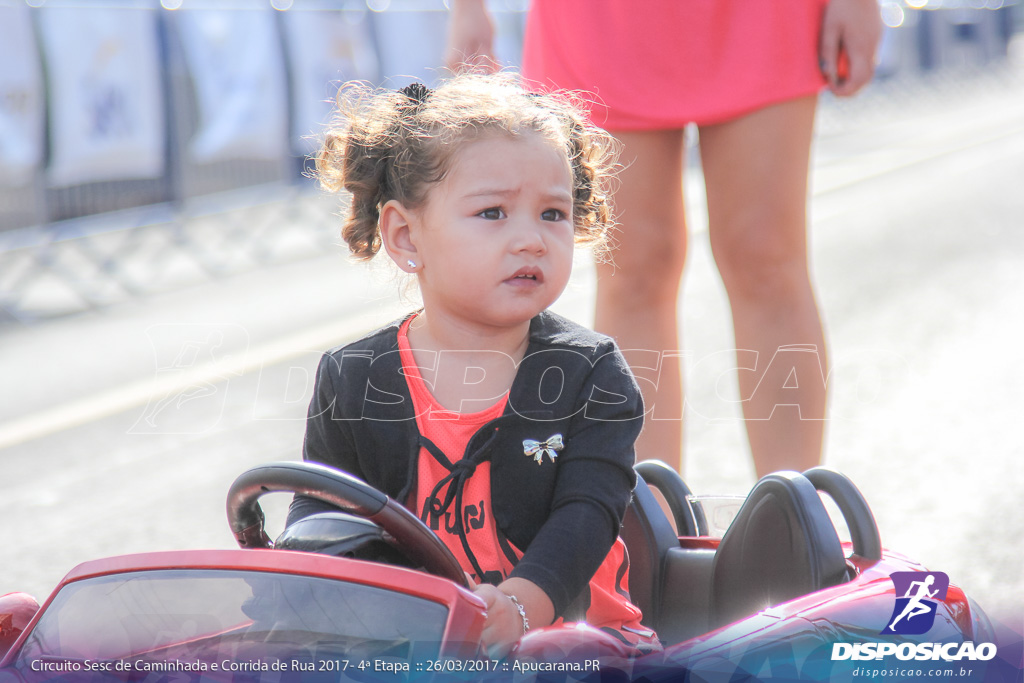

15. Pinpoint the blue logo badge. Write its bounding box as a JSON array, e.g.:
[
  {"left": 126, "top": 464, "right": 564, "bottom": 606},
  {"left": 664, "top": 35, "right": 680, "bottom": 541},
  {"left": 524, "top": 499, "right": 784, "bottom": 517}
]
[{"left": 882, "top": 571, "right": 949, "bottom": 635}]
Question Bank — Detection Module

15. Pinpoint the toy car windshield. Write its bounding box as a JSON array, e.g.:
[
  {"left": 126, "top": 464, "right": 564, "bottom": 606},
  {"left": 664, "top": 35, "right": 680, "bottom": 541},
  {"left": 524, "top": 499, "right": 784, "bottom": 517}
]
[{"left": 8, "top": 568, "right": 447, "bottom": 676}]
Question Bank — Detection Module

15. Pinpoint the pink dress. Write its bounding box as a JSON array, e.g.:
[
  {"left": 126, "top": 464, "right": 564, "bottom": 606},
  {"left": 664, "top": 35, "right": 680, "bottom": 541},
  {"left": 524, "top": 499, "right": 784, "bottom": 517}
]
[{"left": 521, "top": 0, "right": 829, "bottom": 130}]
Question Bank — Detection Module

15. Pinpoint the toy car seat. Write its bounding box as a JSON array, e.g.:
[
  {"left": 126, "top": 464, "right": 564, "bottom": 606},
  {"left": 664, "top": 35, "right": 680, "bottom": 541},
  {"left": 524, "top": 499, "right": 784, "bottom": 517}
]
[
  {"left": 621, "top": 464, "right": 717, "bottom": 644},
  {"left": 622, "top": 465, "right": 873, "bottom": 643},
  {"left": 620, "top": 472, "right": 680, "bottom": 633}
]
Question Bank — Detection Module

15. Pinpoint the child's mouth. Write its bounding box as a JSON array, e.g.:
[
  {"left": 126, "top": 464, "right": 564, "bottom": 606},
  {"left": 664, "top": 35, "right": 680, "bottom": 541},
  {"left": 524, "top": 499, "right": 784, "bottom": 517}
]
[{"left": 508, "top": 267, "right": 542, "bottom": 284}]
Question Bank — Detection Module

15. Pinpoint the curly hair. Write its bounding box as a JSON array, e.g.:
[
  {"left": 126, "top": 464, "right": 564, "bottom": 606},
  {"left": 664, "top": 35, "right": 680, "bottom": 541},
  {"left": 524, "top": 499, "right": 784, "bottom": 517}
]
[{"left": 314, "top": 72, "right": 619, "bottom": 260}]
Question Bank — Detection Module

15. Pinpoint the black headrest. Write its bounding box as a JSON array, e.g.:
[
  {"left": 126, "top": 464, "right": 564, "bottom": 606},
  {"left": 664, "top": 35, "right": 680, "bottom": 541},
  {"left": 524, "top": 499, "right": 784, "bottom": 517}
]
[{"left": 710, "top": 471, "right": 848, "bottom": 629}]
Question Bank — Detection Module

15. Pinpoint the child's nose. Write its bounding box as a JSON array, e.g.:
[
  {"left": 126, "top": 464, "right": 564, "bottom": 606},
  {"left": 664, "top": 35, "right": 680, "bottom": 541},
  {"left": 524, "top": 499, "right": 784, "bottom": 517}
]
[{"left": 510, "top": 219, "right": 547, "bottom": 255}]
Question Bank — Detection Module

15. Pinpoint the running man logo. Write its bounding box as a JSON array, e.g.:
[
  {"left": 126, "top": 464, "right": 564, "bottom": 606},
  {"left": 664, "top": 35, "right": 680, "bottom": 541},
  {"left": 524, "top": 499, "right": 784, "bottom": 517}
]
[{"left": 882, "top": 571, "right": 949, "bottom": 635}]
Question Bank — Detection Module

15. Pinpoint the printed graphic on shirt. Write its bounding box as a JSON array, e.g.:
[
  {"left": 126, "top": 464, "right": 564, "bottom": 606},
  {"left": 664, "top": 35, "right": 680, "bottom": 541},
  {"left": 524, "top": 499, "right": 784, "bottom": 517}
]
[{"left": 419, "top": 497, "right": 488, "bottom": 535}]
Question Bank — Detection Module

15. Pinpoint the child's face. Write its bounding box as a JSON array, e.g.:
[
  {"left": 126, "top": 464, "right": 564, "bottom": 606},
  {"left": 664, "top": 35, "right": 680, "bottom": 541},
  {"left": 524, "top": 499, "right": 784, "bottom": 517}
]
[{"left": 411, "top": 132, "right": 575, "bottom": 332}]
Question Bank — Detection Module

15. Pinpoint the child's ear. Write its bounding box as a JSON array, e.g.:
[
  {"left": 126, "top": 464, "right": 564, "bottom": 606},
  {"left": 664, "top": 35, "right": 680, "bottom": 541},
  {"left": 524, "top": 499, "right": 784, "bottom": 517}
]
[{"left": 379, "top": 199, "right": 420, "bottom": 273}]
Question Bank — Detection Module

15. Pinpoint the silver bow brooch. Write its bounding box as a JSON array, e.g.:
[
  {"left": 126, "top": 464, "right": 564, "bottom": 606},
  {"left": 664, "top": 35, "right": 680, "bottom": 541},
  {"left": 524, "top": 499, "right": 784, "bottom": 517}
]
[{"left": 523, "top": 434, "right": 564, "bottom": 465}]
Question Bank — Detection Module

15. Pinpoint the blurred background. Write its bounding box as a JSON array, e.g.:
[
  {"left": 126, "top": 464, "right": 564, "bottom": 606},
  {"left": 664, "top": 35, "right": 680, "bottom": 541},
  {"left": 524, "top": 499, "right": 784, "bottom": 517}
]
[{"left": 1, "top": 0, "right": 1022, "bottom": 639}]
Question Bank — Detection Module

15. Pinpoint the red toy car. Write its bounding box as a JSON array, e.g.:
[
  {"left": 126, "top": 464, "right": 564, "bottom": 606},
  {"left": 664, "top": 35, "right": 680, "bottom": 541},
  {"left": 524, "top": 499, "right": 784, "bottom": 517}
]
[{"left": 0, "top": 461, "right": 1013, "bottom": 682}]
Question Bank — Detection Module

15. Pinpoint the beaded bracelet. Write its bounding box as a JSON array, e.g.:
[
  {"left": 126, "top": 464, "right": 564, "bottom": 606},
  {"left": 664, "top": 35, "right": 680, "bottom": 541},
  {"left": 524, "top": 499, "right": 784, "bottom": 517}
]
[{"left": 506, "top": 594, "right": 530, "bottom": 634}]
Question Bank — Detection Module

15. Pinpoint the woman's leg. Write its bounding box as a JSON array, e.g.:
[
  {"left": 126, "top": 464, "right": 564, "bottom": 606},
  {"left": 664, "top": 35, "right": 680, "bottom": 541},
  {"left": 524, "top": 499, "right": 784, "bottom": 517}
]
[
  {"left": 595, "top": 129, "right": 687, "bottom": 471},
  {"left": 698, "top": 96, "right": 827, "bottom": 478}
]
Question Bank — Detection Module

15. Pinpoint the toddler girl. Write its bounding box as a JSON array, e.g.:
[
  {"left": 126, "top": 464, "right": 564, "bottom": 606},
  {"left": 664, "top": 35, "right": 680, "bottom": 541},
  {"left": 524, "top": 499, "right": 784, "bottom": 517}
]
[{"left": 289, "top": 73, "right": 658, "bottom": 657}]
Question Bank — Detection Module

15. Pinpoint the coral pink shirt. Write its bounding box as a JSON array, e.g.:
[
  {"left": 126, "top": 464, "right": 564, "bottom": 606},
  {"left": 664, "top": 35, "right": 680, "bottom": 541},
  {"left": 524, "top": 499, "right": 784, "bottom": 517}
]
[
  {"left": 398, "top": 318, "right": 516, "bottom": 584},
  {"left": 398, "top": 317, "right": 655, "bottom": 646}
]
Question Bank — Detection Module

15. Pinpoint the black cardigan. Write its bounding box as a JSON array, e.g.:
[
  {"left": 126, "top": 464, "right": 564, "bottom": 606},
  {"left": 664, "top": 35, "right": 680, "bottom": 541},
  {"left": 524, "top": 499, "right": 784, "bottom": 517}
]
[{"left": 287, "top": 310, "right": 644, "bottom": 617}]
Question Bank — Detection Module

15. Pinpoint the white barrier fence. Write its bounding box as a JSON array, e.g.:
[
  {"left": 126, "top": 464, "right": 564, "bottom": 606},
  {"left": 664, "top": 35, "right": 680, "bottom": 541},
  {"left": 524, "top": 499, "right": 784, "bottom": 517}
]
[
  {"left": 0, "top": 0, "right": 1017, "bottom": 322},
  {"left": 0, "top": 0, "right": 526, "bottom": 230}
]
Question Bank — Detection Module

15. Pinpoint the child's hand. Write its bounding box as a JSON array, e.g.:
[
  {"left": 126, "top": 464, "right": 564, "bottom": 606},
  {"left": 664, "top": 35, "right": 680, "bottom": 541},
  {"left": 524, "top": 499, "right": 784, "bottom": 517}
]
[
  {"left": 469, "top": 577, "right": 554, "bottom": 659},
  {"left": 473, "top": 583, "right": 527, "bottom": 659}
]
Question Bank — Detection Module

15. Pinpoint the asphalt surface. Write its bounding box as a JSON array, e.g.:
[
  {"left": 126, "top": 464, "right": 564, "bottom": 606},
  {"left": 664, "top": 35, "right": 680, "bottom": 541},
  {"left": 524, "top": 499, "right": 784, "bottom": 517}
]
[{"left": 1, "top": 64, "right": 1022, "bottom": 640}]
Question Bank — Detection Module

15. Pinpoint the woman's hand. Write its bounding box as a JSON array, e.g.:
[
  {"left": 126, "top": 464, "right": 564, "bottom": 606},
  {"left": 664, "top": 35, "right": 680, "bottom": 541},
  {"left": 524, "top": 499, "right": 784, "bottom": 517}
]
[
  {"left": 820, "top": 0, "right": 883, "bottom": 96},
  {"left": 446, "top": 0, "right": 498, "bottom": 74}
]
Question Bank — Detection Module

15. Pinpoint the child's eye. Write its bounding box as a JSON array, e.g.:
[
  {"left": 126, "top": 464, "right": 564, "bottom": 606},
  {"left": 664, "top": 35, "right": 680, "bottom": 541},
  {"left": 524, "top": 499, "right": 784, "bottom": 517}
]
[
  {"left": 541, "top": 208, "right": 568, "bottom": 221},
  {"left": 478, "top": 207, "right": 505, "bottom": 220}
]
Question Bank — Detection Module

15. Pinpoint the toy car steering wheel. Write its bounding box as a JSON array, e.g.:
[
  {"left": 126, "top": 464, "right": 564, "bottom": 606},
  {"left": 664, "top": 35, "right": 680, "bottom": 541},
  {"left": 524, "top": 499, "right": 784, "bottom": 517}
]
[{"left": 226, "top": 461, "right": 469, "bottom": 588}]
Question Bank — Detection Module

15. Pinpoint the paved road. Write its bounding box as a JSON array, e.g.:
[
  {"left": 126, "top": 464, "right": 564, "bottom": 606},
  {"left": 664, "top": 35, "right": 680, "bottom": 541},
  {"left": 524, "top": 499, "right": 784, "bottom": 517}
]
[{"left": 1, "top": 66, "right": 1022, "bottom": 636}]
